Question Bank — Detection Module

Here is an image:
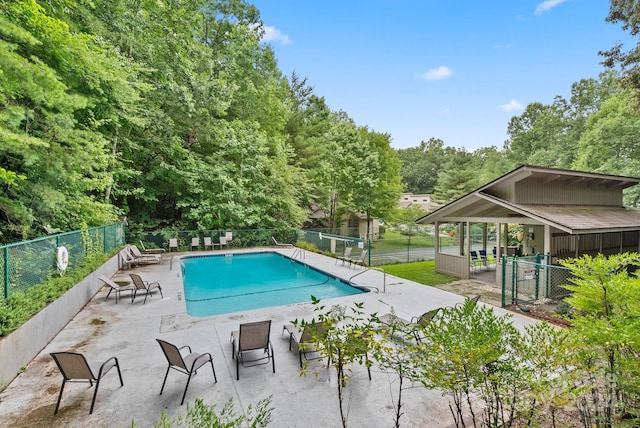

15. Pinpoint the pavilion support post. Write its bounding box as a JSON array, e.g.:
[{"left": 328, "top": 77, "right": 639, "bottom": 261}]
[{"left": 544, "top": 225, "right": 552, "bottom": 258}]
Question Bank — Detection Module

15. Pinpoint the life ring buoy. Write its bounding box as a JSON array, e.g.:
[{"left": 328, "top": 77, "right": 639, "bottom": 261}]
[{"left": 57, "top": 246, "right": 69, "bottom": 275}]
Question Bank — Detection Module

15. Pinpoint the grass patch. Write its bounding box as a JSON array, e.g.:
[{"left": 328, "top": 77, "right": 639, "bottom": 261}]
[{"left": 378, "top": 260, "right": 457, "bottom": 286}]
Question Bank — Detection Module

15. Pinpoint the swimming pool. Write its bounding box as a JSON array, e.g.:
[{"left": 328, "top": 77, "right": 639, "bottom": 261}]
[{"left": 181, "top": 252, "right": 366, "bottom": 316}]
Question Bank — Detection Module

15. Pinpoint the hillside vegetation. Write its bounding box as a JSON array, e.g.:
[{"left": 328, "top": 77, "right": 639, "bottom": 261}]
[{"left": 2, "top": 1, "right": 640, "bottom": 245}]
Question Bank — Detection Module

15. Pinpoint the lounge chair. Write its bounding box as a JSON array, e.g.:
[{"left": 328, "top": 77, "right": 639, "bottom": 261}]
[
  {"left": 139, "top": 240, "right": 166, "bottom": 254},
  {"left": 272, "top": 237, "right": 293, "bottom": 247},
  {"left": 347, "top": 250, "right": 368, "bottom": 269},
  {"left": 379, "top": 307, "right": 442, "bottom": 344},
  {"left": 168, "top": 238, "right": 179, "bottom": 252},
  {"left": 190, "top": 237, "right": 200, "bottom": 251},
  {"left": 203, "top": 237, "right": 216, "bottom": 250},
  {"left": 129, "top": 273, "right": 163, "bottom": 304},
  {"left": 282, "top": 322, "right": 325, "bottom": 367},
  {"left": 50, "top": 351, "right": 123, "bottom": 415},
  {"left": 410, "top": 308, "right": 442, "bottom": 343},
  {"left": 231, "top": 320, "right": 275, "bottom": 380},
  {"left": 119, "top": 249, "right": 137, "bottom": 269},
  {"left": 99, "top": 275, "right": 133, "bottom": 304},
  {"left": 218, "top": 236, "right": 228, "bottom": 249},
  {"left": 335, "top": 246, "right": 352, "bottom": 265},
  {"left": 156, "top": 339, "right": 217, "bottom": 405},
  {"left": 126, "top": 245, "right": 161, "bottom": 265}
]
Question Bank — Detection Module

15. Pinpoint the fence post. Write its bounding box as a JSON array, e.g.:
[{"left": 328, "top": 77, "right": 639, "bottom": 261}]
[
  {"left": 511, "top": 256, "right": 518, "bottom": 305},
  {"left": 501, "top": 255, "right": 506, "bottom": 307},
  {"left": 4, "top": 247, "right": 8, "bottom": 299},
  {"left": 545, "top": 252, "right": 551, "bottom": 296},
  {"left": 534, "top": 253, "right": 541, "bottom": 300}
]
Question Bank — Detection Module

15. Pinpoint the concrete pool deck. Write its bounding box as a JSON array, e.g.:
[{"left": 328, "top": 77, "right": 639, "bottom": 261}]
[{"left": 0, "top": 247, "right": 541, "bottom": 428}]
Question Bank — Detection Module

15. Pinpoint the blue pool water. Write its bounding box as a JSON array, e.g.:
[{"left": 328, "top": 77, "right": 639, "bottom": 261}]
[{"left": 181, "top": 252, "right": 365, "bottom": 316}]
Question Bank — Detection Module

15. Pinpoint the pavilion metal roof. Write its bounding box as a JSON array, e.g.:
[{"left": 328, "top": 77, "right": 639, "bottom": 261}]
[{"left": 416, "top": 165, "right": 640, "bottom": 234}]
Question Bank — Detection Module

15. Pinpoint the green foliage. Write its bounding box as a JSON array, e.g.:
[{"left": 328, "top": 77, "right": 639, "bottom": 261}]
[
  {"left": 154, "top": 396, "right": 273, "bottom": 428},
  {"left": 559, "top": 253, "right": 640, "bottom": 426},
  {"left": 293, "top": 240, "right": 319, "bottom": 252},
  {"left": 0, "top": 250, "right": 111, "bottom": 335},
  {"left": 411, "top": 299, "right": 574, "bottom": 427},
  {"left": 294, "top": 297, "right": 377, "bottom": 428}
]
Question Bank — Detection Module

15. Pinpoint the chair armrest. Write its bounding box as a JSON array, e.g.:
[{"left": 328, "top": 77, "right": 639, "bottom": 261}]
[
  {"left": 97, "top": 356, "right": 119, "bottom": 379},
  {"left": 179, "top": 345, "right": 192, "bottom": 353}
]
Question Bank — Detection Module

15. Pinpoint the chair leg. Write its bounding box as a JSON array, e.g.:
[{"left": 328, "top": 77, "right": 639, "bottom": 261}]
[
  {"left": 54, "top": 380, "right": 66, "bottom": 414},
  {"left": 181, "top": 372, "right": 193, "bottom": 405},
  {"left": 160, "top": 366, "right": 171, "bottom": 395},
  {"left": 143, "top": 289, "right": 150, "bottom": 304},
  {"left": 105, "top": 288, "right": 113, "bottom": 302},
  {"left": 114, "top": 358, "right": 124, "bottom": 386},
  {"left": 209, "top": 359, "right": 217, "bottom": 383},
  {"left": 236, "top": 351, "right": 240, "bottom": 380},
  {"left": 270, "top": 343, "right": 275, "bottom": 373},
  {"left": 89, "top": 379, "right": 100, "bottom": 414},
  {"left": 158, "top": 285, "right": 163, "bottom": 299}
]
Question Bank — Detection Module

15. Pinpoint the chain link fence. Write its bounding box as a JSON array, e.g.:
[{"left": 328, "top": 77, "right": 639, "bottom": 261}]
[
  {"left": 1, "top": 222, "right": 126, "bottom": 300},
  {"left": 501, "top": 254, "right": 574, "bottom": 306},
  {"left": 130, "top": 228, "right": 437, "bottom": 267},
  {"left": 296, "top": 230, "right": 436, "bottom": 266}
]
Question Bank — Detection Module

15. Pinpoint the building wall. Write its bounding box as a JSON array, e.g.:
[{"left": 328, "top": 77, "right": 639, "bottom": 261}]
[
  {"left": 488, "top": 179, "right": 623, "bottom": 206},
  {"left": 400, "top": 193, "right": 438, "bottom": 211}
]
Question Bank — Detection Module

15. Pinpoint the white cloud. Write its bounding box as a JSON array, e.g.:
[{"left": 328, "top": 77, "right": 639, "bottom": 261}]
[
  {"left": 535, "top": 0, "right": 569, "bottom": 16},
  {"left": 500, "top": 100, "right": 524, "bottom": 112},
  {"left": 262, "top": 26, "right": 292, "bottom": 45},
  {"left": 420, "top": 66, "right": 453, "bottom": 81}
]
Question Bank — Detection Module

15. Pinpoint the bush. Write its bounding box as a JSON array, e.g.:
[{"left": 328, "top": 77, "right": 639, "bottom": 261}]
[
  {"left": 153, "top": 396, "right": 273, "bottom": 428},
  {"left": 0, "top": 251, "right": 112, "bottom": 336}
]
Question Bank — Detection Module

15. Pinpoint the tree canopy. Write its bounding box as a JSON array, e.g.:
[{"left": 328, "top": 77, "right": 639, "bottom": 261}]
[
  {"left": 0, "top": 0, "right": 402, "bottom": 242},
  {"left": 2, "top": 1, "right": 640, "bottom": 243}
]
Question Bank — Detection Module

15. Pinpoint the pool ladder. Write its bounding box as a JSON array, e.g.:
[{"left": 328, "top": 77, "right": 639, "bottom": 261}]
[
  {"left": 291, "top": 248, "right": 305, "bottom": 260},
  {"left": 349, "top": 267, "right": 386, "bottom": 293}
]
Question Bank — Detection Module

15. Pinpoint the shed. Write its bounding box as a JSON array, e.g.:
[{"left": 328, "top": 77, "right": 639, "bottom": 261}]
[{"left": 416, "top": 165, "right": 640, "bottom": 282}]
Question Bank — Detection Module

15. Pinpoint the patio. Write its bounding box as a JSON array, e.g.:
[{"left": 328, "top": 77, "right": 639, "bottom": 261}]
[{"left": 0, "top": 247, "right": 541, "bottom": 427}]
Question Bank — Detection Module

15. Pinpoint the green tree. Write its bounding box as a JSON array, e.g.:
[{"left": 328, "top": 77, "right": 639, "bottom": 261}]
[
  {"left": 573, "top": 90, "right": 640, "bottom": 206},
  {"left": 295, "top": 297, "right": 377, "bottom": 428},
  {"left": 559, "top": 253, "right": 640, "bottom": 427},
  {"left": 0, "top": 0, "right": 132, "bottom": 240},
  {"left": 396, "top": 138, "right": 452, "bottom": 194},
  {"left": 602, "top": 1, "right": 640, "bottom": 106},
  {"left": 432, "top": 149, "right": 479, "bottom": 203}
]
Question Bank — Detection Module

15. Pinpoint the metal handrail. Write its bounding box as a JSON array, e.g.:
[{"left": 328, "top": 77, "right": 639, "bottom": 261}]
[
  {"left": 348, "top": 266, "right": 386, "bottom": 293},
  {"left": 291, "top": 248, "right": 305, "bottom": 260}
]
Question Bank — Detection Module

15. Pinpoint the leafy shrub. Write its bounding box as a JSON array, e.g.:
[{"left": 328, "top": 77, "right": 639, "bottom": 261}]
[
  {"left": 154, "top": 396, "right": 273, "bottom": 428},
  {"left": 294, "top": 240, "right": 319, "bottom": 252},
  {"left": 0, "top": 251, "right": 112, "bottom": 336}
]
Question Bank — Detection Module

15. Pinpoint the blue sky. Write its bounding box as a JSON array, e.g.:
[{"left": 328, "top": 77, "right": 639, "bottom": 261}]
[{"left": 250, "top": 0, "right": 633, "bottom": 151}]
